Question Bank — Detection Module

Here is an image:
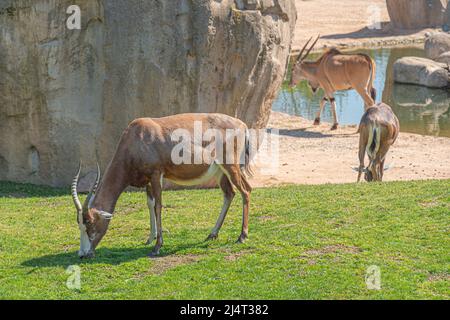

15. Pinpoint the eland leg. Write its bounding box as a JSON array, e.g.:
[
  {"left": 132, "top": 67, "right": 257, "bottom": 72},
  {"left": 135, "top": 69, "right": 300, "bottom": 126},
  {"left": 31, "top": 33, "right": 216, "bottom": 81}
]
[
  {"left": 355, "top": 86, "right": 375, "bottom": 110},
  {"left": 145, "top": 184, "right": 157, "bottom": 245},
  {"left": 330, "top": 97, "right": 339, "bottom": 130},
  {"left": 314, "top": 98, "right": 328, "bottom": 125},
  {"left": 357, "top": 131, "right": 368, "bottom": 182},
  {"left": 219, "top": 164, "right": 252, "bottom": 243},
  {"left": 148, "top": 171, "right": 163, "bottom": 256},
  {"left": 206, "top": 174, "right": 235, "bottom": 241}
]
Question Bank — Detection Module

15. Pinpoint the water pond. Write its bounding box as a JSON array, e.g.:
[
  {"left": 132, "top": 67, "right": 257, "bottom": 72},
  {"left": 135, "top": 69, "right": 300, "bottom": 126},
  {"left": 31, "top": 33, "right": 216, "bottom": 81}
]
[{"left": 273, "top": 47, "right": 450, "bottom": 137}]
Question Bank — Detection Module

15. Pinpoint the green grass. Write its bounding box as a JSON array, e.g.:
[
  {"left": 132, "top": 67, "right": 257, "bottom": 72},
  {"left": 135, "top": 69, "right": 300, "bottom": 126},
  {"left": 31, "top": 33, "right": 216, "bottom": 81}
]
[{"left": 0, "top": 180, "right": 449, "bottom": 299}]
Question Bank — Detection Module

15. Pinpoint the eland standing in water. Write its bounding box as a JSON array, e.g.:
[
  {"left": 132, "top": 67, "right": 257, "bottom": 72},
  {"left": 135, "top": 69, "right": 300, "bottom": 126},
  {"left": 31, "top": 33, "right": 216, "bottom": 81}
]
[{"left": 290, "top": 36, "right": 377, "bottom": 130}]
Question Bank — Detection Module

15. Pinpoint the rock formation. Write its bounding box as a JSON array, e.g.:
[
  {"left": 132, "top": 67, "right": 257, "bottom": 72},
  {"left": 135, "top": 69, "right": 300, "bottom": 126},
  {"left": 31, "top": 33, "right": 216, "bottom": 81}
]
[
  {"left": 425, "top": 32, "right": 450, "bottom": 62},
  {"left": 393, "top": 57, "right": 450, "bottom": 88},
  {"left": 0, "top": 0, "right": 296, "bottom": 187},
  {"left": 386, "top": 0, "right": 449, "bottom": 29}
]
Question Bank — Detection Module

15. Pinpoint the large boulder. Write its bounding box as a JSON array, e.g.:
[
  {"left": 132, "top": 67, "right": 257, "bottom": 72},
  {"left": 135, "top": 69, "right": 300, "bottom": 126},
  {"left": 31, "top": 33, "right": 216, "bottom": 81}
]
[
  {"left": 425, "top": 32, "right": 450, "bottom": 61},
  {"left": 0, "top": 0, "right": 296, "bottom": 187},
  {"left": 435, "top": 52, "right": 450, "bottom": 64},
  {"left": 386, "top": 0, "right": 448, "bottom": 29},
  {"left": 393, "top": 57, "right": 450, "bottom": 88}
]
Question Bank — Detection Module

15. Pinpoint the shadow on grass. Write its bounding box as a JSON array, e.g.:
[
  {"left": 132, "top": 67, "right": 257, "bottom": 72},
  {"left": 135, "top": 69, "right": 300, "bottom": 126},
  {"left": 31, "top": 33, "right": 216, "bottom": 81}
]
[
  {"left": 0, "top": 181, "right": 68, "bottom": 198},
  {"left": 21, "top": 241, "right": 210, "bottom": 268}
]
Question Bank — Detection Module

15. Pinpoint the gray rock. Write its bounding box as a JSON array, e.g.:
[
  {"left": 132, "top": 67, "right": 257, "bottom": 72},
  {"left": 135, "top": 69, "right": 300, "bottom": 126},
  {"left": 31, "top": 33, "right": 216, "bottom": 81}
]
[
  {"left": 386, "top": 0, "right": 448, "bottom": 29},
  {"left": 0, "top": 0, "right": 296, "bottom": 187},
  {"left": 393, "top": 57, "right": 450, "bottom": 88},
  {"left": 425, "top": 32, "right": 450, "bottom": 60},
  {"left": 435, "top": 51, "right": 450, "bottom": 65}
]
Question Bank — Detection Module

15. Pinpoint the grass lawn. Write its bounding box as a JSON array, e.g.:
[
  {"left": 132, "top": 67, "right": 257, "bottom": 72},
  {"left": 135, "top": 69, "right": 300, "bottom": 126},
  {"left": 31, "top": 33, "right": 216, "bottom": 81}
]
[{"left": 0, "top": 179, "right": 448, "bottom": 299}]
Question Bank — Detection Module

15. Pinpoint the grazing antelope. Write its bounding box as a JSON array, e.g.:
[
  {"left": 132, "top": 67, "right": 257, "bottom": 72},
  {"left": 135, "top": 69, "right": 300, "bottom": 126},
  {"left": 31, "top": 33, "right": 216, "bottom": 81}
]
[
  {"left": 72, "top": 113, "right": 252, "bottom": 258},
  {"left": 354, "top": 103, "right": 400, "bottom": 182},
  {"left": 290, "top": 36, "right": 377, "bottom": 130}
]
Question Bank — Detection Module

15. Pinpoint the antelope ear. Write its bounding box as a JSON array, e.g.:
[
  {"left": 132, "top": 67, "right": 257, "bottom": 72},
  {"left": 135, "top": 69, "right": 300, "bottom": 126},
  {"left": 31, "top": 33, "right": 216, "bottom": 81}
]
[{"left": 98, "top": 211, "right": 113, "bottom": 220}]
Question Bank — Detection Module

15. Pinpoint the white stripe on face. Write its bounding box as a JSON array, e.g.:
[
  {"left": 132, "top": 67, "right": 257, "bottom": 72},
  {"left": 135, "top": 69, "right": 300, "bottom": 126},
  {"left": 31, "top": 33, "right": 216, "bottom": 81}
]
[{"left": 78, "top": 223, "right": 92, "bottom": 257}]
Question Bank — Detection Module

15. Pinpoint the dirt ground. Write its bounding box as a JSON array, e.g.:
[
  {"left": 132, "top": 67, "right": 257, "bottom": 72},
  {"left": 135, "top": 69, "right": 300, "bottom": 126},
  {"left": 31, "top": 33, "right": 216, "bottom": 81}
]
[
  {"left": 293, "top": 0, "right": 434, "bottom": 52},
  {"left": 248, "top": 2, "right": 450, "bottom": 186},
  {"left": 250, "top": 112, "right": 450, "bottom": 186}
]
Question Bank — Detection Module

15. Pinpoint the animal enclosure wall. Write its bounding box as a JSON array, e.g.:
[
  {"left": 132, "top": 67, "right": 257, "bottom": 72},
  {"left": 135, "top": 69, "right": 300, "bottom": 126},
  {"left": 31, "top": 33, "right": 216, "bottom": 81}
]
[{"left": 0, "top": 0, "right": 296, "bottom": 187}]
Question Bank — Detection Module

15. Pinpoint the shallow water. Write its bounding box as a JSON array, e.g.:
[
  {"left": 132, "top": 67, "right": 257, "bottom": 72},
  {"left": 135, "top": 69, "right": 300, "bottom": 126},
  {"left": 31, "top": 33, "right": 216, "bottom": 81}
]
[{"left": 273, "top": 47, "right": 450, "bottom": 138}]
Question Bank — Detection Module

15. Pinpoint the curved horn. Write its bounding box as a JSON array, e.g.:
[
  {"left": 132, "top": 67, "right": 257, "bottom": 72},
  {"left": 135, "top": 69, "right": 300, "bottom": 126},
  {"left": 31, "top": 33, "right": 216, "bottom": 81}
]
[
  {"left": 296, "top": 36, "right": 313, "bottom": 63},
  {"left": 300, "top": 35, "right": 321, "bottom": 63},
  {"left": 71, "top": 161, "right": 82, "bottom": 213},
  {"left": 90, "top": 162, "right": 101, "bottom": 194},
  {"left": 86, "top": 163, "right": 101, "bottom": 209}
]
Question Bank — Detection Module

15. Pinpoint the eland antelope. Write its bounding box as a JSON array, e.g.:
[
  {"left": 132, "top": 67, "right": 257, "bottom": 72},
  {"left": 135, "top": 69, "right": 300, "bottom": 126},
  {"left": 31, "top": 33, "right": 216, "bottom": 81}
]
[
  {"left": 290, "top": 36, "right": 377, "bottom": 130},
  {"left": 71, "top": 113, "right": 252, "bottom": 258},
  {"left": 354, "top": 103, "right": 399, "bottom": 182}
]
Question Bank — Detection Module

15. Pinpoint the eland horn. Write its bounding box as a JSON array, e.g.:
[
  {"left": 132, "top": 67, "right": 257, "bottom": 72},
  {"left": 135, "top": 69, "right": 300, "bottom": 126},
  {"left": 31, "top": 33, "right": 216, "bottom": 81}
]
[
  {"left": 71, "top": 161, "right": 82, "bottom": 213},
  {"left": 296, "top": 36, "right": 313, "bottom": 63},
  {"left": 86, "top": 162, "right": 101, "bottom": 208},
  {"left": 300, "top": 35, "right": 320, "bottom": 63}
]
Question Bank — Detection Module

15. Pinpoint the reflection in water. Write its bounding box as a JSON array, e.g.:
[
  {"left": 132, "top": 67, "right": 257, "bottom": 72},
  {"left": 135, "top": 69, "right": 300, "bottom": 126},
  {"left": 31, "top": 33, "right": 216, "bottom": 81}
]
[{"left": 273, "top": 47, "right": 450, "bottom": 137}]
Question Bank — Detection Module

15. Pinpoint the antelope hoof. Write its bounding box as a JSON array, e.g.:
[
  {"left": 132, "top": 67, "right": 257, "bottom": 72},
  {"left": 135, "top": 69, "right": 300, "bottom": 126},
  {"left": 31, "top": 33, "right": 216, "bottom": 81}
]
[
  {"left": 313, "top": 118, "right": 320, "bottom": 126},
  {"left": 237, "top": 233, "right": 248, "bottom": 244},
  {"left": 148, "top": 247, "right": 161, "bottom": 257},
  {"left": 331, "top": 123, "right": 339, "bottom": 130},
  {"left": 206, "top": 233, "right": 218, "bottom": 241}
]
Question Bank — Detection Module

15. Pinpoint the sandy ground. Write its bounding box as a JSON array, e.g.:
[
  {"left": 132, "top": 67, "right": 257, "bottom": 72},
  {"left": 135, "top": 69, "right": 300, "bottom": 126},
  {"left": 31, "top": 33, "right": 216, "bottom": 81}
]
[
  {"left": 250, "top": 112, "right": 450, "bottom": 186},
  {"left": 247, "top": 1, "right": 450, "bottom": 187},
  {"left": 293, "top": 0, "right": 434, "bottom": 52}
]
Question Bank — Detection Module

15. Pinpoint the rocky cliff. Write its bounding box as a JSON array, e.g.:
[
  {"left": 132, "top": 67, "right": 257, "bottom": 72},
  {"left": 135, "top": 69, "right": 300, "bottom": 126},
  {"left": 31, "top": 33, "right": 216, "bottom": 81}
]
[
  {"left": 0, "top": 0, "right": 296, "bottom": 187},
  {"left": 386, "top": 0, "right": 449, "bottom": 29}
]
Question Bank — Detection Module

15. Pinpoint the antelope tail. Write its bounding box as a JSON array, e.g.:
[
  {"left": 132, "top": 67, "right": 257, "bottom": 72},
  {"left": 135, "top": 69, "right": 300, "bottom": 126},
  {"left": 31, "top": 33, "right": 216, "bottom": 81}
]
[
  {"left": 366, "top": 123, "right": 381, "bottom": 160},
  {"left": 241, "top": 129, "right": 254, "bottom": 178}
]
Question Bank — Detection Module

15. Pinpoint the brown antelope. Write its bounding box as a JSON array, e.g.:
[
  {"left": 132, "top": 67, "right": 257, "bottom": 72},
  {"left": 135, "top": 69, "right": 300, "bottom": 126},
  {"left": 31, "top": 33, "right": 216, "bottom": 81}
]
[
  {"left": 71, "top": 113, "right": 252, "bottom": 258},
  {"left": 290, "top": 36, "right": 377, "bottom": 130},
  {"left": 354, "top": 103, "right": 400, "bottom": 182}
]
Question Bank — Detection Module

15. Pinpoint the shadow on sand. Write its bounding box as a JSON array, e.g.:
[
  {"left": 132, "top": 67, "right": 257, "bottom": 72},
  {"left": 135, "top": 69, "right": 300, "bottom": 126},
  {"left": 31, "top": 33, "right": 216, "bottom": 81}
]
[
  {"left": 274, "top": 128, "right": 333, "bottom": 139},
  {"left": 321, "top": 25, "right": 425, "bottom": 41}
]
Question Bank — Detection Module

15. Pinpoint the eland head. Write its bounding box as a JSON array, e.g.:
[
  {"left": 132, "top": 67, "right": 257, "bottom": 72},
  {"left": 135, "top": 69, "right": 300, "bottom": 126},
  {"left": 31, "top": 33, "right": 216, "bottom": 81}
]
[
  {"left": 290, "top": 35, "right": 320, "bottom": 90},
  {"left": 71, "top": 161, "right": 112, "bottom": 258}
]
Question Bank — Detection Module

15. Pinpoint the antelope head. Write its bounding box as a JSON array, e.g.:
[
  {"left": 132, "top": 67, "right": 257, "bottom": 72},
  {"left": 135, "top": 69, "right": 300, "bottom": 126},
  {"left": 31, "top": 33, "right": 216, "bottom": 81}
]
[
  {"left": 352, "top": 162, "right": 392, "bottom": 182},
  {"left": 290, "top": 35, "right": 320, "bottom": 88},
  {"left": 72, "top": 162, "right": 112, "bottom": 258}
]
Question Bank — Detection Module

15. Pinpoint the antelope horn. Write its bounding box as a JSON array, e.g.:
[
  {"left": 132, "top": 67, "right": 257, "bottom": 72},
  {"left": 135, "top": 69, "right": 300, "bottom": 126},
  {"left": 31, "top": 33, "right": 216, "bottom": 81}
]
[
  {"left": 90, "top": 162, "right": 101, "bottom": 194},
  {"left": 71, "top": 161, "right": 82, "bottom": 213},
  {"left": 300, "top": 35, "right": 320, "bottom": 63},
  {"left": 86, "top": 162, "right": 101, "bottom": 209},
  {"left": 296, "top": 36, "right": 313, "bottom": 63}
]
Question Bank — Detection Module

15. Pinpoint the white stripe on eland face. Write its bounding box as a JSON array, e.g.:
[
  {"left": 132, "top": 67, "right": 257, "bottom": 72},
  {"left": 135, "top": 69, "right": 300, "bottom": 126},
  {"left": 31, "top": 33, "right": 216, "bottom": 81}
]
[{"left": 78, "top": 223, "right": 92, "bottom": 257}]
